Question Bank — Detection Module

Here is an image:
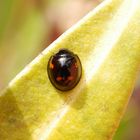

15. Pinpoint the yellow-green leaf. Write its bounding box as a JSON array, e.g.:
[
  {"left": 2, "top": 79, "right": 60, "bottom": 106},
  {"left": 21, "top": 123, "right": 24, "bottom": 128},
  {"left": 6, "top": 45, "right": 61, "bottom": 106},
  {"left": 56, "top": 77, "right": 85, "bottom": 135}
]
[{"left": 0, "top": 0, "right": 140, "bottom": 140}]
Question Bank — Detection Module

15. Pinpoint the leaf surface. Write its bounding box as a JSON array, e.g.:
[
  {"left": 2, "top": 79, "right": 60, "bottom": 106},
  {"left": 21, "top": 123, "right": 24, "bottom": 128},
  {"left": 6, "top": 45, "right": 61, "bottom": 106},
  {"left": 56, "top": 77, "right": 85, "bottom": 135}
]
[{"left": 0, "top": 0, "right": 140, "bottom": 139}]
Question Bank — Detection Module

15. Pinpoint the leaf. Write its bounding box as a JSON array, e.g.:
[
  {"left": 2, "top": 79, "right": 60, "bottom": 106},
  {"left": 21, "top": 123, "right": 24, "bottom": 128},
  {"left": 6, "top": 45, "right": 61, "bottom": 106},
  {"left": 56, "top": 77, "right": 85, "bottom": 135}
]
[{"left": 0, "top": 0, "right": 140, "bottom": 139}]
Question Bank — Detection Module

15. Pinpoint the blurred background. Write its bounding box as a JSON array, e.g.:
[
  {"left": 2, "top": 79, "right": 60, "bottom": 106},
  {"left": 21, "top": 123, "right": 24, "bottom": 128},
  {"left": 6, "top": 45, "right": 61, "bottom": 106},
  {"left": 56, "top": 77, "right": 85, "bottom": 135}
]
[{"left": 0, "top": 0, "right": 140, "bottom": 139}]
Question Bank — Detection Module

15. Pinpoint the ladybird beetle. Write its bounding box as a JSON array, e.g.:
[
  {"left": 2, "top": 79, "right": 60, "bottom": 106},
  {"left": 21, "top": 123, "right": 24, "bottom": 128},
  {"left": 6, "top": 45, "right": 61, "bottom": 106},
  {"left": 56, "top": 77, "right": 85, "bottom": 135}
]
[{"left": 47, "top": 49, "right": 82, "bottom": 91}]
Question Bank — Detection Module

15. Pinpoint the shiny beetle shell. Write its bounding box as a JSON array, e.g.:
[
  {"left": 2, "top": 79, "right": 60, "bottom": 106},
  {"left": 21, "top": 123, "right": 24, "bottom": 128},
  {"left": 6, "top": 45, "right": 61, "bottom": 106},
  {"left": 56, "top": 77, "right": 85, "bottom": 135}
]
[{"left": 47, "top": 49, "right": 82, "bottom": 91}]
